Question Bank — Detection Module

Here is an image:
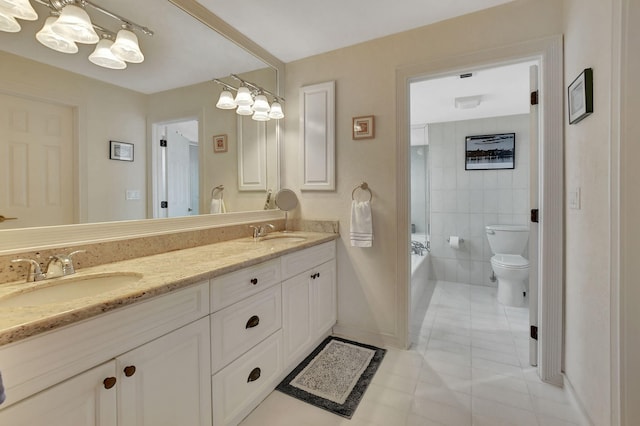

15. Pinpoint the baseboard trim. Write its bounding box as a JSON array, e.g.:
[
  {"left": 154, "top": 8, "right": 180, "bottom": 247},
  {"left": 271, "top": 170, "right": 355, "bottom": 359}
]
[{"left": 331, "top": 324, "right": 403, "bottom": 349}]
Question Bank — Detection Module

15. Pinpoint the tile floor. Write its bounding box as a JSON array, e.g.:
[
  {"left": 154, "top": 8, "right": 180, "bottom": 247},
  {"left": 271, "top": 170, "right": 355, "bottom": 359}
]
[{"left": 240, "top": 281, "right": 583, "bottom": 426}]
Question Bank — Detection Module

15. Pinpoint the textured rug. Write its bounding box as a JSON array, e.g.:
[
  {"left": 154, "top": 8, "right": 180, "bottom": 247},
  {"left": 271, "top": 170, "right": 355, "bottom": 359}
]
[{"left": 276, "top": 336, "right": 386, "bottom": 418}]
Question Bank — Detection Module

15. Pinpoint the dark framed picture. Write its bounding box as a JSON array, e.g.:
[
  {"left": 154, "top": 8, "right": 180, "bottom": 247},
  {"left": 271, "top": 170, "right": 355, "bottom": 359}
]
[
  {"left": 465, "top": 133, "right": 515, "bottom": 170},
  {"left": 109, "top": 140, "right": 134, "bottom": 161},
  {"left": 568, "top": 68, "right": 593, "bottom": 124}
]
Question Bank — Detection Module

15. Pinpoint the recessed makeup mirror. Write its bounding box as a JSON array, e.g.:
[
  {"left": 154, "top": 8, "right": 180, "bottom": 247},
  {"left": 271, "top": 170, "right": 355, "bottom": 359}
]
[{"left": 274, "top": 189, "right": 298, "bottom": 231}]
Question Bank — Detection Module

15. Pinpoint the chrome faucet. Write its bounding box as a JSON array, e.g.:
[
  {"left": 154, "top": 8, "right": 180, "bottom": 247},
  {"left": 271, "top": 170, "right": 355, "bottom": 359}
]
[
  {"left": 45, "top": 250, "right": 86, "bottom": 279},
  {"left": 249, "top": 223, "right": 275, "bottom": 239},
  {"left": 11, "top": 258, "right": 46, "bottom": 282}
]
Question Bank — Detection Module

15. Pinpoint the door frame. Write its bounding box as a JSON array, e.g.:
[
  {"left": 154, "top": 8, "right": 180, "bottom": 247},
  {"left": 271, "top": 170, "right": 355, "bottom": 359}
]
[{"left": 396, "top": 35, "right": 564, "bottom": 384}]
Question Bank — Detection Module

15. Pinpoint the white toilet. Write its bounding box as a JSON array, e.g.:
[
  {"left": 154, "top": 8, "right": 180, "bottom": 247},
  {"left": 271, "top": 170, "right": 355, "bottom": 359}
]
[{"left": 485, "top": 224, "right": 529, "bottom": 307}]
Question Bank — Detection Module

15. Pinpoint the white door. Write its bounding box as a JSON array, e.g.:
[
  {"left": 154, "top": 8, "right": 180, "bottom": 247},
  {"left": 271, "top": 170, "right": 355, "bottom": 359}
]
[
  {"left": 0, "top": 93, "right": 74, "bottom": 228},
  {"left": 118, "top": 317, "right": 212, "bottom": 426},
  {"left": 282, "top": 273, "right": 313, "bottom": 365},
  {"left": 312, "top": 259, "right": 337, "bottom": 339},
  {"left": 529, "top": 64, "right": 540, "bottom": 367},
  {"left": 166, "top": 130, "right": 192, "bottom": 217},
  {"left": 0, "top": 361, "right": 117, "bottom": 426}
]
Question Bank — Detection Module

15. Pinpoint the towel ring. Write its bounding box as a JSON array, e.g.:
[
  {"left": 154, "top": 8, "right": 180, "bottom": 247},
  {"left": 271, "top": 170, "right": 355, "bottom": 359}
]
[
  {"left": 211, "top": 185, "right": 224, "bottom": 200},
  {"left": 352, "top": 182, "right": 373, "bottom": 202}
]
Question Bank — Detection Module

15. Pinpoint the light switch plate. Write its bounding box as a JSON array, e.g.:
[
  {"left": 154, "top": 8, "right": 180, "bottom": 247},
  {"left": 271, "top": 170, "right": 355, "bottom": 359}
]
[
  {"left": 126, "top": 190, "right": 141, "bottom": 200},
  {"left": 568, "top": 187, "right": 581, "bottom": 210}
]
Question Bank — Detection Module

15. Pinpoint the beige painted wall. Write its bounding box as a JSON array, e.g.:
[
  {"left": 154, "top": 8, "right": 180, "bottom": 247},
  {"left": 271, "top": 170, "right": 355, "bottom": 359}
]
[
  {"left": 283, "top": 0, "right": 563, "bottom": 347},
  {"left": 619, "top": 0, "right": 640, "bottom": 423},
  {"left": 563, "top": 1, "right": 613, "bottom": 424}
]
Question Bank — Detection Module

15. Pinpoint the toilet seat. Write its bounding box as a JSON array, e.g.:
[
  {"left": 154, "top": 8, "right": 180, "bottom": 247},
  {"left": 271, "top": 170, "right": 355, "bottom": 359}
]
[{"left": 491, "top": 254, "right": 529, "bottom": 269}]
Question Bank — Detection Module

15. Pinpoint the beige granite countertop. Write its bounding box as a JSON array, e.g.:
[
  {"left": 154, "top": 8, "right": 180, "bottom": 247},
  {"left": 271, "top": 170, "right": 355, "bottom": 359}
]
[{"left": 0, "top": 231, "right": 338, "bottom": 347}]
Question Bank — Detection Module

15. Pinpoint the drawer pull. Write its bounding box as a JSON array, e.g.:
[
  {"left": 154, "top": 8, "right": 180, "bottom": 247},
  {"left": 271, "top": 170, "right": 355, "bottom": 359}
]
[
  {"left": 103, "top": 377, "right": 117, "bottom": 389},
  {"left": 123, "top": 365, "right": 136, "bottom": 377},
  {"left": 247, "top": 367, "right": 261, "bottom": 383},
  {"left": 246, "top": 315, "right": 260, "bottom": 329},
  {"left": 250, "top": 278, "right": 258, "bottom": 285}
]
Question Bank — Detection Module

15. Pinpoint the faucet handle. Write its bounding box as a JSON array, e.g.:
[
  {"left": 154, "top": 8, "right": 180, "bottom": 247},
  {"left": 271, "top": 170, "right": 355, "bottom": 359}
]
[
  {"left": 50, "top": 250, "right": 86, "bottom": 276},
  {"left": 11, "top": 258, "right": 46, "bottom": 282}
]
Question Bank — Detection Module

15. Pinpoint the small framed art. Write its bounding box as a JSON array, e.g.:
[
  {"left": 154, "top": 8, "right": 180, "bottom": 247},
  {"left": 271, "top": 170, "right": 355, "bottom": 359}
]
[
  {"left": 465, "top": 133, "right": 515, "bottom": 170},
  {"left": 109, "top": 140, "right": 134, "bottom": 162},
  {"left": 568, "top": 68, "right": 593, "bottom": 124},
  {"left": 352, "top": 115, "right": 375, "bottom": 140},
  {"left": 213, "top": 134, "right": 227, "bottom": 153}
]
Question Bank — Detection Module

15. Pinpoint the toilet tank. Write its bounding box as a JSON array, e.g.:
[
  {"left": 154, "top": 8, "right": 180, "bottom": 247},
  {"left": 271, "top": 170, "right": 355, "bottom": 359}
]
[{"left": 485, "top": 224, "right": 529, "bottom": 255}]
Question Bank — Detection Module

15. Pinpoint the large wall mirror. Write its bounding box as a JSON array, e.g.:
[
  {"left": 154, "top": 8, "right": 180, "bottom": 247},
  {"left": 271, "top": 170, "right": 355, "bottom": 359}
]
[{"left": 0, "top": 0, "right": 283, "bottom": 238}]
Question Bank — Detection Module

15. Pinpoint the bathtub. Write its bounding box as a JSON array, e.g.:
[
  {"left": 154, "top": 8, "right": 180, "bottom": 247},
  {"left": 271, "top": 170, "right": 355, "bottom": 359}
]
[{"left": 410, "top": 233, "right": 435, "bottom": 328}]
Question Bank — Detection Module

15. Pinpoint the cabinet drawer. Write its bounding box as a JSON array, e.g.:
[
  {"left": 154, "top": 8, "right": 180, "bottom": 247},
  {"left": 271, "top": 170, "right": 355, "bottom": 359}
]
[
  {"left": 212, "top": 330, "right": 283, "bottom": 426},
  {"left": 280, "top": 241, "right": 336, "bottom": 280},
  {"left": 210, "top": 259, "right": 281, "bottom": 312},
  {"left": 211, "top": 285, "right": 282, "bottom": 373}
]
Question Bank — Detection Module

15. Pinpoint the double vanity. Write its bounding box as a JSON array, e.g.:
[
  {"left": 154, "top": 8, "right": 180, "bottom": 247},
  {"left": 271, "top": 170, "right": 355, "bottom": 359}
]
[{"left": 0, "top": 228, "right": 338, "bottom": 425}]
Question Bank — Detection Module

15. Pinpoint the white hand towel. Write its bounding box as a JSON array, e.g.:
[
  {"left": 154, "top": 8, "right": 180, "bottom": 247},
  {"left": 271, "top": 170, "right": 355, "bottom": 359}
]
[
  {"left": 350, "top": 200, "right": 373, "bottom": 247},
  {"left": 210, "top": 198, "right": 226, "bottom": 214}
]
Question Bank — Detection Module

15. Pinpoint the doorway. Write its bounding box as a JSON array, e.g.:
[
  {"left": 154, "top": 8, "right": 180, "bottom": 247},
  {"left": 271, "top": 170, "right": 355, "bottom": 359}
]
[
  {"left": 397, "top": 36, "right": 564, "bottom": 385},
  {"left": 151, "top": 118, "right": 199, "bottom": 219},
  {"left": 408, "top": 61, "right": 537, "bottom": 367}
]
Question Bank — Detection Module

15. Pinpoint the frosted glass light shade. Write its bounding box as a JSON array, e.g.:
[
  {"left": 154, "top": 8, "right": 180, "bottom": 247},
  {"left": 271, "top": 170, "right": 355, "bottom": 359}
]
[
  {"left": 111, "top": 28, "right": 144, "bottom": 63},
  {"left": 236, "top": 104, "right": 253, "bottom": 116},
  {"left": 51, "top": 4, "right": 99, "bottom": 44},
  {"left": 89, "top": 38, "right": 127, "bottom": 69},
  {"left": 234, "top": 86, "right": 253, "bottom": 106},
  {"left": 252, "top": 110, "right": 270, "bottom": 121},
  {"left": 268, "top": 101, "right": 284, "bottom": 119},
  {"left": 36, "top": 16, "right": 78, "bottom": 54},
  {"left": 252, "top": 95, "right": 270, "bottom": 113},
  {"left": 0, "top": 8, "right": 20, "bottom": 32},
  {"left": 0, "top": 0, "right": 37, "bottom": 20},
  {"left": 216, "top": 90, "right": 236, "bottom": 109}
]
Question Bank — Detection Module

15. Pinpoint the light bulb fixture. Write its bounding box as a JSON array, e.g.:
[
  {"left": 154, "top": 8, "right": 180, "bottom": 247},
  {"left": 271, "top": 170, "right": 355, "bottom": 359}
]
[
  {"left": 454, "top": 95, "right": 482, "bottom": 109},
  {"left": 268, "top": 101, "right": 284, "bottom": 119},
  {"left": 111, "top": 26, "right": 143, "bottom": 63},
  {"left": 212, "top": 75, "right": 285, "bottom": 121},
  {"left": 51, "top": 3, "right": 99, "bottom": 44},
  {"left": 252, "top": 94, "right": 270, "bottom": 113},
  {"left": 89, "top": 34, "right": 126, "bottom": 69},
  {"left": 0, "top": 0, "right": 37, "bottom": 21},
  {"left": 252, "top": 110, "right": 270, "bottom": 121},
  {"left": 236, "top": 104, "right": 254, "bottom": 116},
  {"left": 36, "top": 15, "right": 78, "bottom": 53},
  {"left": 216, "top": 89, "right": 236, "bottom": 109},
  {"left": 0, "top": 7, "right": 20, "bottom": 32},
  {"left": 234, "top": 86, "right": 254, "bottom": 107}
]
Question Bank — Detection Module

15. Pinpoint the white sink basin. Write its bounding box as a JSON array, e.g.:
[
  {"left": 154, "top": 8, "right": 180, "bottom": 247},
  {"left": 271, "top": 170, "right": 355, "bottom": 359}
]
[{"left": 0, "top": 272, "right": 143, "bottom": 308}]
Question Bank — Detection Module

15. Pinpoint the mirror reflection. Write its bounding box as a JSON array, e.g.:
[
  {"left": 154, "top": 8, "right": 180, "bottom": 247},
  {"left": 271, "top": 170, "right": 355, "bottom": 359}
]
[{"left": 0, "top": 0, "right": 280, "bottom": 230}]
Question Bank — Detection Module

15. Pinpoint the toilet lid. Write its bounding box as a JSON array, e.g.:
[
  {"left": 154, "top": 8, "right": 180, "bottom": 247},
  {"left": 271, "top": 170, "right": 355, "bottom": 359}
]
[{"left": 492, "top": 254, "right": 529, "bottom": 269}]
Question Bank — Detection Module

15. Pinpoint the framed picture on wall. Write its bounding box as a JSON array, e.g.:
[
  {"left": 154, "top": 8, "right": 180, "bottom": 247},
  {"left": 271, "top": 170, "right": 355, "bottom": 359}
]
[
  {"left": 568, "top": 68, "right": 593, "bottom": 124},
  {"left": 465, "top": 133, "right": 515, "bottom": 170},
  {"left": 109, "top": 140, "right": 134, "bottom": 162},
  {"left": 213, "top": 134, "right": 227, "bottom": 153}
]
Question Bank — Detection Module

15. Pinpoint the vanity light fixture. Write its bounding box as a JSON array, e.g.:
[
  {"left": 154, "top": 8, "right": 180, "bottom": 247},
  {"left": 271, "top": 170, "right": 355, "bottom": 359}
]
[
  {"left": 1, "top": 0, "right": 153, "bottom": 70},
  {"left": 212, "top": 74, "right": 285, "bottom": 121},
  {"left": 88, "top": 33, "right": 126, "bottom": 69}
]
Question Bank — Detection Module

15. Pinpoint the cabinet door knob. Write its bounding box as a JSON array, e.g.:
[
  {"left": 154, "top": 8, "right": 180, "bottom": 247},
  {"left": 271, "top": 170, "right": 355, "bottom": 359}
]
[
  {"left": 247, "top": 367, "right": 261, "bottom": 383},
  {"left": 103, "top": 377, "right": 117, "bottom": 389},
  {"left": 123, "top": 365, "right": 136, "bottom": 377},
  {"left": 250, "top": 278, "right": 258, "bottom": 285},
  {"left": 245, "top": 315, "right": 260, "bottom": 329}
]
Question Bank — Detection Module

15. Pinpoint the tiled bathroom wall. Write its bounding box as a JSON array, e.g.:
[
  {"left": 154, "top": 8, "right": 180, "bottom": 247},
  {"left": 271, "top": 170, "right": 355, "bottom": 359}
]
[{"left": 428, "top": 114, "right": 530, "bottom": 286}]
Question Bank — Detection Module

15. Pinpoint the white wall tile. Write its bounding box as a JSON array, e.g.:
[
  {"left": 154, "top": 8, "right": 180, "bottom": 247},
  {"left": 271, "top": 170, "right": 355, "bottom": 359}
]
[
  {"left": 498, "top": 189, "right": 514, "bottom": 214},
  {"left": 483, "top": 171, "right": 498, "bottom": 189},
  {"left": 483, "top": 190, "right": 499, "bottom": 213}
]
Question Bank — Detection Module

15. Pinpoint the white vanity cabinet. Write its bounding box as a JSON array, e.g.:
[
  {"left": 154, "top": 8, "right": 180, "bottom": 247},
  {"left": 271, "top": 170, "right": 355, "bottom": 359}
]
[
  {"left": 0, "top": 282, "right": 211, "bottom": 426},
  {"left": 281, "top": 242, "right": 337, "bottom": 366}
]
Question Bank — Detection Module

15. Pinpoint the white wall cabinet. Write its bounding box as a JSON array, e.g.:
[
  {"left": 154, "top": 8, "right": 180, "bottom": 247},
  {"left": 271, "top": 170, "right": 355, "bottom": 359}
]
[{"left": 299, "top": 81, "right": 335, "bottom": 191}]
